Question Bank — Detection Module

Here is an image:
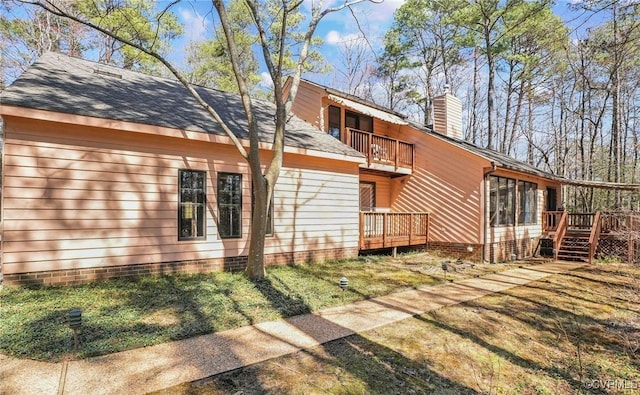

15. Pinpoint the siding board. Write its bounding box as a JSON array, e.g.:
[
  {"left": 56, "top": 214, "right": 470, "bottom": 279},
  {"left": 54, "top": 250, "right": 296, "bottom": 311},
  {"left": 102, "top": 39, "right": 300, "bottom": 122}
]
[{"left": 1, "top": 116, "right": 360, "bottom": 275}]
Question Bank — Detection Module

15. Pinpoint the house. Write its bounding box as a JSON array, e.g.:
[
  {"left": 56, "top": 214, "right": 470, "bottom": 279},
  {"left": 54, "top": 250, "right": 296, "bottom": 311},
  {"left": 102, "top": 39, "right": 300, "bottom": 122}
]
[
  {"left": 288, "top": 79, "right": 566, "bottom": 262},
  {"left": 2, "top": 52, "right": 606, "bottom": 286},
  {"left": 0, "top": 53, "right": 366, "bottom": 285}
]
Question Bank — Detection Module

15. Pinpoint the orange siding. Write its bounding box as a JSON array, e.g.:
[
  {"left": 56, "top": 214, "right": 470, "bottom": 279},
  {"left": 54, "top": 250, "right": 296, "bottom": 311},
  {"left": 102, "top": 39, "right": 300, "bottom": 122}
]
[
  {"left": 390, "top": 128, "right": 486, "bottom": 244},
  {"left": 1, "top": 117, "right": 359, "bottom": 274},
  {"left": 359, "top": 172, "right": 392, "bottom": 209},
  {"left": 290, "top": 83, "right": 325, "bottom": 129}
]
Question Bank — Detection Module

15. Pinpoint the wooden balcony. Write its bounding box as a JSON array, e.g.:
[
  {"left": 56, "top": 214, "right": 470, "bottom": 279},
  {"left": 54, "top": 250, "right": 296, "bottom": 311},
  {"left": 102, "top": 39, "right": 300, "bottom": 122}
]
[
  {"left": 345, "top": 128, "right": 414, "bottom": 175},
  {"left": 359, "top": 211, "right": 429, "bottom": 250}
]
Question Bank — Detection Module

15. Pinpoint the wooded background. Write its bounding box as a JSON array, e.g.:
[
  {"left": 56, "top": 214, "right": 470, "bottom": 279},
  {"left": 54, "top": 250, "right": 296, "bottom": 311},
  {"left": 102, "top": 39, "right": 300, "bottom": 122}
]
[{"left": 2, "top": 0, "right": 639, "bottom": 212}]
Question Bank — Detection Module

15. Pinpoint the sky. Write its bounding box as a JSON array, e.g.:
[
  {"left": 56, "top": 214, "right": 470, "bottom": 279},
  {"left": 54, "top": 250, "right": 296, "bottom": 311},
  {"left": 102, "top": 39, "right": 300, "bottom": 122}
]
[
  {"left": 162, "top": 0, "right": 606, "bottom": 89},
  {"left": 164, "top": 0, "right": 404, "bottom": 65}
]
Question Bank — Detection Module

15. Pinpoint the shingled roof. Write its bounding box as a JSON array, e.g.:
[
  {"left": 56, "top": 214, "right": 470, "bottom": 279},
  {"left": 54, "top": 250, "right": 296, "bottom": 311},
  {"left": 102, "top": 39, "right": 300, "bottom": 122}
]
[
  {"left": 410, "top": 122, "right": 563, "bottom": 181},
  {"left": 0, "top": 52, "right": 362, "bottom": 158}
]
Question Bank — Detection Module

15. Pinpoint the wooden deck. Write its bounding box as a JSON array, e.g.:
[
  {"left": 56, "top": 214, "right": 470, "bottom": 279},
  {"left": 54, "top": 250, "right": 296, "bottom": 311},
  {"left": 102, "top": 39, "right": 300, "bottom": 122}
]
[
  {"left": 542, "top": 211, "right": 640, "bottom": 263},
  {"left": 346, "top": 128, "right": 414, "bottom": 174},
  {"left": 359, "top": 212, "right": 429, "bottom": 250}
]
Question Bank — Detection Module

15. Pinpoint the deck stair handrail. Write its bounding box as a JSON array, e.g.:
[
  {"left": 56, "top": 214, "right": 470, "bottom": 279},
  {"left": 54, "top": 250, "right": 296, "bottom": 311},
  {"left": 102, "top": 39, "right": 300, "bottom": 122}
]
[
  {"left": 553, "top": 211, "right": 568, "bottom": 260},
  {"left": 588, "top": 211, "right": 602, "bottom": 264},
  {"left": 543, "top": 211, "right": 564, "bottom": 232}
]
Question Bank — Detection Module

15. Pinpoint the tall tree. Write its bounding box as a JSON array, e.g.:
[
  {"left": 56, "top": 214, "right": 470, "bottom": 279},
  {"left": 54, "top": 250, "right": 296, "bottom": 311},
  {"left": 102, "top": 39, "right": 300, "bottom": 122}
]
[
  {"left": 185, "top": 0, "right": 261, "bottom": 92},
  {"left": 1, "top": 3, "right": 88, "bottom": 86},
  {"left": 452, "top": 0, "right": 551, "bottom": 150},
  {"left": 76, "top": 0, "right": 183, "bottom": 73},
  {"left": 387, "top": 0, "right": 463, "bottom": 126},
  {"left": 499, "top": 2, "right": 567, "bottom": 155},
  {"left": 374, "top": 28, "right": 414, "bottom": 112},
  {"left": 22, "top": 0, "right": 373, "bottom": 279}
]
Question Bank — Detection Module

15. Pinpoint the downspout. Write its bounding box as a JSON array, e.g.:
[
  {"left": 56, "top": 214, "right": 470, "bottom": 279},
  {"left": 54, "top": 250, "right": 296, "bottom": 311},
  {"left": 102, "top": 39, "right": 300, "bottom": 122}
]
[{"left": 482, "top": 161, "right": 497, "bottom": 263}]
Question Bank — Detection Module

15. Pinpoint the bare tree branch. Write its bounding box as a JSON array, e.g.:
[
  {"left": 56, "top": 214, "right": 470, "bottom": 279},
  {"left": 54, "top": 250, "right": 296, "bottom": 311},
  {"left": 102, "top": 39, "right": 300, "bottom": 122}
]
[{"left": 20, "top": 0, "right": 250, "bottom": 160}]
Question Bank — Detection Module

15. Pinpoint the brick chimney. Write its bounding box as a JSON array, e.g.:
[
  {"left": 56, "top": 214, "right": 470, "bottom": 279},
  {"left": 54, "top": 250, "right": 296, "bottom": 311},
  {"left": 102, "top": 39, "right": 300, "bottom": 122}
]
[{"left": 432, "top": 85, "right": 462, "bottom": 140}]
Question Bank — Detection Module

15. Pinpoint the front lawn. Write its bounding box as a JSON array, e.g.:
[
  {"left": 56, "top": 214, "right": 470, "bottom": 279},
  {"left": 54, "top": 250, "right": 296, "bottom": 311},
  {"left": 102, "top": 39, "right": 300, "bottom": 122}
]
[
  {"left": 0, "top": 252, "right": 525, "bottom": 361},
  {"left": 163, "top": 261, "right": 640, "bottom": 394}
]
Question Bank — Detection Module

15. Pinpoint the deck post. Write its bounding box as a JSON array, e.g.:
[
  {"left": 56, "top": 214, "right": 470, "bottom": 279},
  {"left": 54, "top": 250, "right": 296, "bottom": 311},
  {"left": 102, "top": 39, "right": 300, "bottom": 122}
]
[
  {"left": 366, "top": 132, "right": 371, "bottom": 166},
  {"left": 409, "top": 213, "right": 414, "bottom": 246},
  {"left": 392, "top": 247, "right": 397, "bottom": 257},
  {"left": 394, "top": 140, "right": 399, "bottom": 170},
  {"left": 359, "top": 212, "right": 364, "bottom": 250},
  {"left": 382, "top": 212, "right": 387, "bottom": 248}
]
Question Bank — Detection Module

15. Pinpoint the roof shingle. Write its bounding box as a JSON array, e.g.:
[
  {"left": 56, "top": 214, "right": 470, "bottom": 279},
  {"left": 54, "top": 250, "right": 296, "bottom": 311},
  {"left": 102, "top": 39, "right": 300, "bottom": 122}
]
[{"left": 0, "top": 52, "right": 362, "bottom": 158}]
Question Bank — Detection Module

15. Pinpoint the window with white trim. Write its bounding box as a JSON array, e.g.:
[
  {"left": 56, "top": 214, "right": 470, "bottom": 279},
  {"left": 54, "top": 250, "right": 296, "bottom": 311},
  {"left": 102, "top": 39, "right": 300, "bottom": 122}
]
[{"left": 178, "top": 170, "right": 206, "bottom": 240}]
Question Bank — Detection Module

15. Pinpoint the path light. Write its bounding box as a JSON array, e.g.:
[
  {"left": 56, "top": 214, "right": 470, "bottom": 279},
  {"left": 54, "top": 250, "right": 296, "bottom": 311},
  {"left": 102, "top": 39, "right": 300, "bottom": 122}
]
[
  {"left": 339, "top": 277, "right": 349, "bottom": 302},
  {"left": 67, "top": 308, "right": 82, "bottom": 350},
  {"left": 441, "top": 261, "right": 449, "bottom": 280}
]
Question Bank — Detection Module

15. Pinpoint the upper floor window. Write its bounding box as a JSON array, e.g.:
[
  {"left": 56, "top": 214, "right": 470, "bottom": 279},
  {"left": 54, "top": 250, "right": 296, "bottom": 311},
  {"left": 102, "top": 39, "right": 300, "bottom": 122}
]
[
  {"left": 218, "top": 173, "right": 242, "bottom": 238},
  {"left": 345, "top": 110, "right": 373, "bottom": 133},
  {"left": 518, "top": 181, "right": 538, "bottom": 224},
  {"left": 490, "top": 176, "right": 515, "bottom": 226},
  {"left": 328, "top": 105, "right": 341, "bottom": 139},
  {"left": 178, "top": 169, "right": 206, "bottom": 240}
]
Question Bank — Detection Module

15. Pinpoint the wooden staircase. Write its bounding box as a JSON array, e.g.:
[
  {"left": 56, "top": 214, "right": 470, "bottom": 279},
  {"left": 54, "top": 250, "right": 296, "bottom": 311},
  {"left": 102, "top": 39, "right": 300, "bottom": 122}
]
[
  {"left": 542, "top": 211, "right": 602, "bottom": 264},
  {"left": 557, "top": 229, "right": 592, "bottom": 262}
]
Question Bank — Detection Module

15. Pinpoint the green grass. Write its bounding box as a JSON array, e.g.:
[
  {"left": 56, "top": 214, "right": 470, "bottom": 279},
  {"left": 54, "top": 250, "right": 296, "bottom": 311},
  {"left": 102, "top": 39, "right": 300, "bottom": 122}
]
[
  {"left": 0, "top": 252, "right": 529, "bottom": 361},
  {"left": 160, "top": 261, "right": 640, "bottom": 395}
]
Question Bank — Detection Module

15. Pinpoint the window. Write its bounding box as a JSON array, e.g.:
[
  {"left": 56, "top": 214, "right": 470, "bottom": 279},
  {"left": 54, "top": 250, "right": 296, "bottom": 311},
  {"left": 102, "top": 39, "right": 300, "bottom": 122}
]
[
  {"left": 345, "top": 110, "right": 373, "bottom": 132},
  {"left": 489, "top": 176, "right": 515, "bottom": 226},
  {"left": 519, "top": 181, "right": 538, "bottom": 224},
  {"left": 328, "top": 105, "right": 341, "bottom": 139},
  {"left": 178, "top": 170, "right": 206, "bottom": 240},
  {"left": 252, "top": 186, "right": 274, "bottom": 236},
  {"left": 218, "top": 173, "right": 242, "bottom": 238},
  {"left": 359, "top": 182, "right": 376, "bottom": 212}
]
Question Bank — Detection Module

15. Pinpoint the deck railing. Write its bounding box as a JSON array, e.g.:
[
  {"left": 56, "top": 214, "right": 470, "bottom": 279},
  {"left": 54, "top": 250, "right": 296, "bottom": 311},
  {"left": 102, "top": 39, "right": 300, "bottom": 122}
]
[
  {"left": 600, "top": 211, "right": 640, "bottom": 233},
  {"left": 346, "top": 128, "right": 414, "bottom": 171},
  {"left": 588, "top": 211, "right": 602, "bottom": 264},
  {"left": 552, "top": 211, "right": 568, "bottom": 260},
  {"left": 543, "top": 211, "right": 564, "bottom": 232},
  {"left": 359, "top": 211, "right": 428, "bottom": 250},
  {"left": 567, "top": 212, "right": 596, "bottom": 229}
]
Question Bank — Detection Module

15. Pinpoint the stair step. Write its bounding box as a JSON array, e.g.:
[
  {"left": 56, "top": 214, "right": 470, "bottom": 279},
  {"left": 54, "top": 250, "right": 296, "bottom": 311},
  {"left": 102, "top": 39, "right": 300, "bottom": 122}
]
[{"left": 559, "top": 250, "right": 590, "bottom": 256}]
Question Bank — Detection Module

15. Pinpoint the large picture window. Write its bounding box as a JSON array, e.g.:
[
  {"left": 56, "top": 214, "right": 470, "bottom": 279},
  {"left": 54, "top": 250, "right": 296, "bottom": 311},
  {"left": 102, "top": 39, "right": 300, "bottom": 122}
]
[
  {"left": 490, "top": 176, "right": 515, "bottom": 226},
  {"left": 518, "top": 181, "right": 538, "bottom": 224},
  {"left": 218, "top": 173, "right": 242, "bottom": 238},
  {"left": 178, "top": 170, "right": 206, "bottom": 240}
]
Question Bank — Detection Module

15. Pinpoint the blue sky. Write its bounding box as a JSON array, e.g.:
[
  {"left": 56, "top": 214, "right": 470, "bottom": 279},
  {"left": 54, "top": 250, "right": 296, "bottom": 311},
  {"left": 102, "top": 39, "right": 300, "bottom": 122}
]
[
  {"left": 164, "top": 0, "right": 405, "bottom": 66},
  {"left": 163, "top": 0, "right": 604, "bottom": 87}
]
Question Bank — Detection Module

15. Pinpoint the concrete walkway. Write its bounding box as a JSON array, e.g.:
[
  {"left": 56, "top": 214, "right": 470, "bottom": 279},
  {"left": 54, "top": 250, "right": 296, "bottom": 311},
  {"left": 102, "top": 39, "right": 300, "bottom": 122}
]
[{"left": 1, "top": 261, "right": 582, "bottom": 395}]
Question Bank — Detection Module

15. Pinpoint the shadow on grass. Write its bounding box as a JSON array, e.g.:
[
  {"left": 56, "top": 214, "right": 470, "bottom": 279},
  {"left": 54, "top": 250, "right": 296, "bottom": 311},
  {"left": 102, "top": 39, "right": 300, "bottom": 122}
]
[
  {"left": 413, "top": 313, "right": 585, "bottom": 390},
  {"left": 162, "top": 334, "right": 480, "bottom": 395},
  {"left": 188, "top": 269, "right": 476, "bottom": 394}
]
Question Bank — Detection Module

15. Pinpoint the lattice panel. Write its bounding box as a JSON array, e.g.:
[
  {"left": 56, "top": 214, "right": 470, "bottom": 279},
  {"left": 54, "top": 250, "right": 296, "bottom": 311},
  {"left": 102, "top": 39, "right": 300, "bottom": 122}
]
[{"left": 598, "top": 238, "right": 638, "bottom": 263}]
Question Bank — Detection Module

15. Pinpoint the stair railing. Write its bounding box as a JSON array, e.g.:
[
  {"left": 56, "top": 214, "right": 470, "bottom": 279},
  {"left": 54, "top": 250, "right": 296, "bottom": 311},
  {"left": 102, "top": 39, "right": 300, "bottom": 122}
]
[
  {"left": 553, "top": 211, "right": 568, "bottom": 260},
  {"left": 588, "top": 211, "right": 602, "bottom": 264}
]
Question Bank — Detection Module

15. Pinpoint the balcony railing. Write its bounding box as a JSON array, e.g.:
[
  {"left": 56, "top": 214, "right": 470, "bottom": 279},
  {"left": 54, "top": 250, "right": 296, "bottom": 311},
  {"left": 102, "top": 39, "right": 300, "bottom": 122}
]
[
  {"left": 345, "top": 128, "right": 414, "bottom": 172},
  {"left": 359, "top": 211, "right": 429, "bottom": 250}
]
